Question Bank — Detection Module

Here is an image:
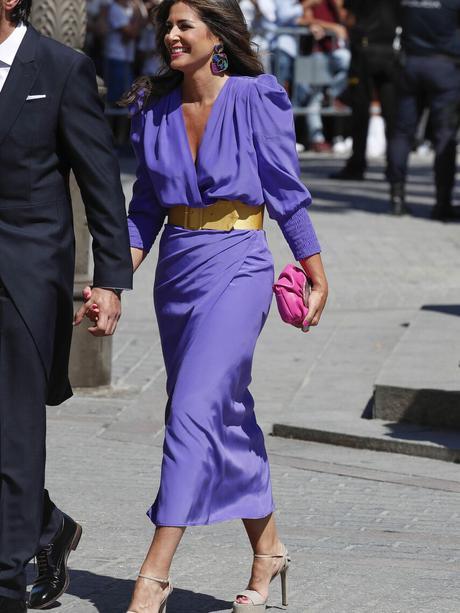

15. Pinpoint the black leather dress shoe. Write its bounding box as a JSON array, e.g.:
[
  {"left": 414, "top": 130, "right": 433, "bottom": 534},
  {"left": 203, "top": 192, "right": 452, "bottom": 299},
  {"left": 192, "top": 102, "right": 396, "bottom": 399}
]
[
  {"left": 28, "top": 513, "right": 82, "bottom": 610},
  {"left": 430, "top": 204, "right": 460, "bottom": 221},
  {"left": 390, "top": 182, "right": 411, "bottom": 216},
  {"left": 329, "top": 166, "right": 364, "bottom": 181},
  {"left": 0, "top": 596, "right": 27, "bottom": 613}
]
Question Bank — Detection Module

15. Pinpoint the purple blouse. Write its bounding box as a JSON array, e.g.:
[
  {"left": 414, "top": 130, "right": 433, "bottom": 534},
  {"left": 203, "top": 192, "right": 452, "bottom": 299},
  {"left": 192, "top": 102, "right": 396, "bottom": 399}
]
[{"left": 127, "top": 74, "right": 321, "bottom": 260}]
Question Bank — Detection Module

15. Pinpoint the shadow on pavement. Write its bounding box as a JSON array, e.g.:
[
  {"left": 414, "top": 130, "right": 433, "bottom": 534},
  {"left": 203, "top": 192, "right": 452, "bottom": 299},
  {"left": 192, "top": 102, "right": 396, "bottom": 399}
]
[
  {"left": 422, "top": 304, "right": 460, "bottom": 318},
  {"left": 309, "top": 188, "right": 434, "bottom": 219},
  {"left": 298, "top": 160, "right": 443, "bottom": 219},
  {"left": 27, "top": 567, "right": 232, "bottom": 613},
  {"left": 383, "top": 422, "right": 460, "bottom": 447}
]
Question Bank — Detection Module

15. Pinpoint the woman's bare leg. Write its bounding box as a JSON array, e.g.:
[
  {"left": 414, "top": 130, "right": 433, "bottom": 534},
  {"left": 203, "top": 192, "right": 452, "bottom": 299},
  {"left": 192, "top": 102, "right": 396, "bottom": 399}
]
[
  {"left": 235, "top": 513, "right": 286, "bottom": 604},
  {"left": 128, "top": 526, "right": 185, "bottom": 612}
]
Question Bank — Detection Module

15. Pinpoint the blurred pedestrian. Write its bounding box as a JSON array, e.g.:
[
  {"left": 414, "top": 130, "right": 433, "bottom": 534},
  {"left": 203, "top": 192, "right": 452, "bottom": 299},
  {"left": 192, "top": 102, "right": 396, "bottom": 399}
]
[
  {"left": 104, "top": 0, "right": 146, "bottom": 105},
  {"left": 273, "top": 0, "right": 316, "bottom": 95},
  {"left": 387, "top": 0, "right": 460, "bottom": 218},
  {"left": 302, "top": 0, "right": 350, "bottom": 152},
  {"left": 273, "top": 0, "right": 319, "bottom": 151},
  {"left": 239, "top": 0, "right": 276, "bottom": 73},
  {"left": 0, "top": 1, "right": 132, "bottom": 612},
  {"left": 137, "top": 0, "right": 162, "bottom": 76},
  {"left": 331, "top": 0, "right": 400, "bottom": 180},
  {"left": 85, "top": 0, "right": 111, "bottom": 75}
]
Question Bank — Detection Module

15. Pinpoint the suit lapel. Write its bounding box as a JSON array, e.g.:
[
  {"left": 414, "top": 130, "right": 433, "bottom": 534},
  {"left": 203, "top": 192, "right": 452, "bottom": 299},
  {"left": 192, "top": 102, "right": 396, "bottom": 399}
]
[{"left": 0, "top": 26, "right": 39, "bottom": 146}]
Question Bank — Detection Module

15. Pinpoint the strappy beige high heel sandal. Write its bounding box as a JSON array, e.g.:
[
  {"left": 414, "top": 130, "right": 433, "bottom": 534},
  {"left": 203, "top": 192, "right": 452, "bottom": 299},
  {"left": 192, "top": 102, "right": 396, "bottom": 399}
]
[
  {"left": 232, "top": 546, "right": 291, "bottom": 612},
  {"left": 127, "top": 574, "right": 173, "bottom": 613}
]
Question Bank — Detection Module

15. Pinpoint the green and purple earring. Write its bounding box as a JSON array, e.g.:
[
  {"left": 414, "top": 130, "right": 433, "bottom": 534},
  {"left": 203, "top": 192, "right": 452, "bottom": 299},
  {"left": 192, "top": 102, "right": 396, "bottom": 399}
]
[{"left": 211, "top": 43, "right": 229, "bottom": 75}]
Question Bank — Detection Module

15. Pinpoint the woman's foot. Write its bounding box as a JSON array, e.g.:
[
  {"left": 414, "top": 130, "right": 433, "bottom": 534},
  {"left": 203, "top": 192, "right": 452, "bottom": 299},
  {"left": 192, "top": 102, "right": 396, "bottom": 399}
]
[
  {"left": 128, "top": 574, "right": 171, "bottom": 613},
  {"left": 235, "top": 542, "right": 287, "bottom": 605}
]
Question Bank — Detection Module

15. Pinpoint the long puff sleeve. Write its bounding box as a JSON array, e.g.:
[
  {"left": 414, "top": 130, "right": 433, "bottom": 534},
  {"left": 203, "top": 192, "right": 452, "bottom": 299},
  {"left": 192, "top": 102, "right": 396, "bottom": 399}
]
[
  {"left": 250, "top": 74, "right": 321, "bottom": 260},
  {"left": 128, "top": 101, "right": 167, "bottom": 253}
]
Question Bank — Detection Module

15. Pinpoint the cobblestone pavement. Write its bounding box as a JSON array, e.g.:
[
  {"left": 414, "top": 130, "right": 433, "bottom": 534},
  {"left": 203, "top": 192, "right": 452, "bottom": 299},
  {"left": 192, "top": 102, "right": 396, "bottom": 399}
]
[{"left": 40, "top": 154, "right": 460, "bottom": 612}]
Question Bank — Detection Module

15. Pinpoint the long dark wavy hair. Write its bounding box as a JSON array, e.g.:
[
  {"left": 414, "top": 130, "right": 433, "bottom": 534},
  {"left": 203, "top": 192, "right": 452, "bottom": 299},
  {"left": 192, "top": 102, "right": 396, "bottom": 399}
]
[
  {"left": 10, "top": 0, "right": 32, "bottom": 24},
  {"left": 121, "top": 0, "right": 264, "bottom": 108}
]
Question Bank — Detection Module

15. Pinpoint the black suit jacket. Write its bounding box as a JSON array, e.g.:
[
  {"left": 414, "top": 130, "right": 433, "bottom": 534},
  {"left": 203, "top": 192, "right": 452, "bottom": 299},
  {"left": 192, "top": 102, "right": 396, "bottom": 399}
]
[{"left": 0, "top": 26, "right": 133, "bottom": 405}]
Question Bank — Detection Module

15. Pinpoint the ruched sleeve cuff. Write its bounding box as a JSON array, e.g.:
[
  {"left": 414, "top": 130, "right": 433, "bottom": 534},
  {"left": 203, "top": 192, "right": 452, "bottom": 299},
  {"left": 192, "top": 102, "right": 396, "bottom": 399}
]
[{"left": 278, "top": 207, "right": 321, "bottom": 260}]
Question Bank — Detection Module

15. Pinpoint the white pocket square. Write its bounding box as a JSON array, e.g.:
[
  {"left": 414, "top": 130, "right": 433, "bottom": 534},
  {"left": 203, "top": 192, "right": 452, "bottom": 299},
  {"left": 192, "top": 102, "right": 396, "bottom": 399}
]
[{"left": 26, "top": 94, "right": 47, "bottom": 101}]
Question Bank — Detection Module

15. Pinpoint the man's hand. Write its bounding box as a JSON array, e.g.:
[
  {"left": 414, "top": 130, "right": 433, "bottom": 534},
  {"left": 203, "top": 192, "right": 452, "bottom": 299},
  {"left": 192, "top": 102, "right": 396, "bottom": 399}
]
[{"left": 74, "top": 287, "right": 122, "bottom": 336}]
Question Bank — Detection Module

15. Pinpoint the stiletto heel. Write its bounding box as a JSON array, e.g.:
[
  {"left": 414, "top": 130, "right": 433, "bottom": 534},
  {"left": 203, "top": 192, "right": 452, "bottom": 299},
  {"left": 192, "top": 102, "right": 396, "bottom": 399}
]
[
  {"left": 126, "top": 574, "right": 173, "bottom": 613},
  {"left": 280, "top": 565, "right": 288, "bottom": 607},
  {"left": 232, "top": 545, "right": 291, "bottom": 611}
]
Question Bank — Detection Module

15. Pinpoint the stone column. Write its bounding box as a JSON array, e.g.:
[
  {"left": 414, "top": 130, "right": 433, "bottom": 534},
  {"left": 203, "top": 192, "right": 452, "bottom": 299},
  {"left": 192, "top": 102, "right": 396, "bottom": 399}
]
[{"left": 30, "top": 0, "right": 113, "bottom": 387}]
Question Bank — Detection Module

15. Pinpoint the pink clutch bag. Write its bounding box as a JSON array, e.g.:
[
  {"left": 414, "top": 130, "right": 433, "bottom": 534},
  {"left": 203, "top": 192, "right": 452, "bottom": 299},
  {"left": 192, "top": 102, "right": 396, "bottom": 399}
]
[{"left": 273, "top": 264, "right": 311, "bottom": 329}]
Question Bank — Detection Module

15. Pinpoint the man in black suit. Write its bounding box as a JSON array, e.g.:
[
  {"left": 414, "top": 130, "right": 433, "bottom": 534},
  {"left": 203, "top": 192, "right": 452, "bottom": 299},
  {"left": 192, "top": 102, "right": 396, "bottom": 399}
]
[
  {"left": 0, "top": 1, "right": 133, "bottom": 611},
  {"left": 331, "top": 0, "right": 400, "bottom": 181},
  {"left": 387, "top": 0, "right": 460, "bottom": 218}
]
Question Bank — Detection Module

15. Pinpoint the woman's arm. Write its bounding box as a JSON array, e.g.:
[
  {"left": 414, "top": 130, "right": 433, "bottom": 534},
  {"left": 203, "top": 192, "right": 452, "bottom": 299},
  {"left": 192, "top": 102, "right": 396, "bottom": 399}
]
[
  {"left": 299, "top": 253, "right": 328, "bottom": 329},
  {"left": 131, "top": 247, "right": 147, "bottom": 273}
]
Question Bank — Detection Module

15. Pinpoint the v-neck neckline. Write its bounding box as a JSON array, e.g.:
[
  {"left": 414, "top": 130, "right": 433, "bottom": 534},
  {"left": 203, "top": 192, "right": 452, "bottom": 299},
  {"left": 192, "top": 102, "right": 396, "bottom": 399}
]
[{"left": 177, "top": 76, "right": 232, "bottom": 170}]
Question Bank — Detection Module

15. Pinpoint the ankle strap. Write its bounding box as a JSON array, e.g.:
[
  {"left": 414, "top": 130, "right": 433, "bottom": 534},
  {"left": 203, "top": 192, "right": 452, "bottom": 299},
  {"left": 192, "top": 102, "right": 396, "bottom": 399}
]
[
  {"left": 254, "top": 545, "right": 288, "bottom": 560},
  {"left": 138, "top": 574, "right": 170, "bottom": 585}
]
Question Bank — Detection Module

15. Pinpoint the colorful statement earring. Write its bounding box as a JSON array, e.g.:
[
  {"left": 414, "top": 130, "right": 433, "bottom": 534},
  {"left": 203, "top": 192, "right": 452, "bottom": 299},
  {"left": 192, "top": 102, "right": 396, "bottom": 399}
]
[{"left": 211, "top": 43, "right": 229, "bottom": 75}]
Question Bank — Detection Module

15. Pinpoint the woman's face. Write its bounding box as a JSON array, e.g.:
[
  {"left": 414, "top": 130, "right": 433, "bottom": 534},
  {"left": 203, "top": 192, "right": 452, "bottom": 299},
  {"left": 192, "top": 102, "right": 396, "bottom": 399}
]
[{"left": 164, "top": 2, "right": 220, "bottom": 75}]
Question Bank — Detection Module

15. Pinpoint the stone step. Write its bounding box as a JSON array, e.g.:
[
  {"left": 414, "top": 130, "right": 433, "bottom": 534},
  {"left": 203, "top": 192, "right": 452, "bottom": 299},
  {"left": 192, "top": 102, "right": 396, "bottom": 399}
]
[
  {"left": 272, "top": 418, "right": 460, "bottom": 463},
  {"left": 373, "top": 293, "right": 460, "bottom": 429}
]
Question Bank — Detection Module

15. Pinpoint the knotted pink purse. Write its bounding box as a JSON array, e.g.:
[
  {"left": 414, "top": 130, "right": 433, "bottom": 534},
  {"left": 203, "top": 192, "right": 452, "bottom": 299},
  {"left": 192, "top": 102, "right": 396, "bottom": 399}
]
[{"left": 273, "top": 264, "right": 311, "bottom": 330}]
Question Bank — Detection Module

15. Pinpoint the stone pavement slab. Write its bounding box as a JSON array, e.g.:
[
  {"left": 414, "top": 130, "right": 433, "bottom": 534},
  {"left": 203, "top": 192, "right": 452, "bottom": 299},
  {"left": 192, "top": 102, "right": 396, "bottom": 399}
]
[{"left": 41, "top": 410, "right": 460, "bottom": 613}]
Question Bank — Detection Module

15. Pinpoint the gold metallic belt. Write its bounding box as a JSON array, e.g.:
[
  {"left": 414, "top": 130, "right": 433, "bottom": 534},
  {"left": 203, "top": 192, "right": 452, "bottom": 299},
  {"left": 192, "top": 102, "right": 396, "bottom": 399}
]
[{"left": 168, "top": 200, "right": 264, "bottom": 231}]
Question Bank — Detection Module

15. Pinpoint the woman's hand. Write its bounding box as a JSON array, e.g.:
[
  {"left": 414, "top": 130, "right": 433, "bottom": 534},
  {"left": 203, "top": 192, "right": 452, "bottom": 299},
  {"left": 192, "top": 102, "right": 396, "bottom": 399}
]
[
  {"left": 303, "top": 283, "right": 328, "bottom": 332},
  {"left": 73, "top": 287, "right": 121, "bottom": 336},
  {"left": 81, "top": 286, "right": 100, "bottom": 324},
  {"left": 299, "top": 253, "right": 328, "bottom": 333}
]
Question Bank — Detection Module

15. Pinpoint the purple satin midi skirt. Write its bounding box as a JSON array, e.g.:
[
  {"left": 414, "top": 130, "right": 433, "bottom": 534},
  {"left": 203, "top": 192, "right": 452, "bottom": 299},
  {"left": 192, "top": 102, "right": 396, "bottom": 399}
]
[{"left": 148, "top": 224, "right": 276, "bottom": 526}]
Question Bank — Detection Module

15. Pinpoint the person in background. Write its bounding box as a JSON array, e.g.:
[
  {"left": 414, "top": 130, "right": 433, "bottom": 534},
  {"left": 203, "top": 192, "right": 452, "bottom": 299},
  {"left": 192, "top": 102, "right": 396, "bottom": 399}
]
[
  {"left": 387, "top": 0, "right": 460, "bottom": 219},
  {"left": 302, "top": 0, "right": 350, "bottom": 152},
  {"left": 331, "top": 0, "right": 400, "bottom": 180},
  {"left": 273, "top": 0, "right": 317, "bottom": 95},
  {"left": 137, "top": 0, "right": 161, "bottom": 76},
  {"left": 239, "top": 0, "right": 276, "bottom": 73},
  {"left": 273, "top": 0, "right": 319, "bottom": 152},
  {"left": 85, "top": 0, "right": 111, "bottom": 76},
  {"left": 104, "top": 0, "right": 146, "bottom": 105}
]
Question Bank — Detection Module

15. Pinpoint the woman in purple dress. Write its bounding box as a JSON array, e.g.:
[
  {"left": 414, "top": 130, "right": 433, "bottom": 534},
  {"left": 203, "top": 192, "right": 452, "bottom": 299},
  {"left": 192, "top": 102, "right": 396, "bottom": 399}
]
[{"left": 122, "top": 1, "right": 328, "bottom": 611}]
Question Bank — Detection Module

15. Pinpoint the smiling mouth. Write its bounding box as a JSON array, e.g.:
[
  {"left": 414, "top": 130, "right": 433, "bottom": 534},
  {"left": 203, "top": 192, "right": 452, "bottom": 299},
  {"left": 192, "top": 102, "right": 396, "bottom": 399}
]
[{"left": 170, "top": 47, "right": 191, "bottom": 56}]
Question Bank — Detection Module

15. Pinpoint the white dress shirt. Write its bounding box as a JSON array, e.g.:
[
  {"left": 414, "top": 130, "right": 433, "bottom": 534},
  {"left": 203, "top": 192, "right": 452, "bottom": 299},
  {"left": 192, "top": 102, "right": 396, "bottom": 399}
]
[{"left": 0, "top": 23, "right": 27, "bottom": 93}]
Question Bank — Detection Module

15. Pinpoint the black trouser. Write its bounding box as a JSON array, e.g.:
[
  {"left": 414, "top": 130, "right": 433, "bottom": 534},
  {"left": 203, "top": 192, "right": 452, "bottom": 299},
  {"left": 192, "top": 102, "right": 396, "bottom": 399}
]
[
  {"left": 387, "top": 55, "right": 460, "bottom": 208},
  {"left": 0, "top": 283, "right": 63, "bottom": 600},
  {"left": 345, "top": 44, "right": 398, "bottom": 173}
]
